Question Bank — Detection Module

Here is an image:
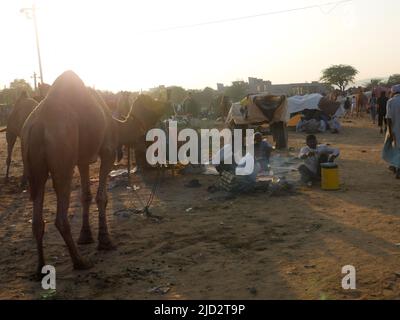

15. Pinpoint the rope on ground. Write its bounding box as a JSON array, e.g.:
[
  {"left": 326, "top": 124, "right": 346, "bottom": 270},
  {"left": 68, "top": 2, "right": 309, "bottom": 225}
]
[{"left": 114, "top": 165, "right": 164, "bottom": 221}]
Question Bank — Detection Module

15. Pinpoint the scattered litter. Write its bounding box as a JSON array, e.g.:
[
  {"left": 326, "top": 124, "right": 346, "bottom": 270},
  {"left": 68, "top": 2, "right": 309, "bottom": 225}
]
[
  {"left": 268, "top": 179, "right": 297, "bottom": 197},
  {"left": 109, "top": 167, "right": 137, "bottom": 178},
  {"left": 248, "top": 287, "right": 257, "bottom": 295},
  {"left": 304, "top": 264, "right": 316, "bottom": 269},
  {"left": 148, "top": 285, "right": 170, "bottom": 295},
  {"left": 185, "top": 207, "right": 193, "bottom": 213}
]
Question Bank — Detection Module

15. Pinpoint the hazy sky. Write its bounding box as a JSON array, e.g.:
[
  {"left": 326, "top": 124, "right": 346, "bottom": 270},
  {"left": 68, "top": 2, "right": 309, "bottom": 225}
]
[{"left": 0, "top": 0, "right": 398, "bottom": 92}]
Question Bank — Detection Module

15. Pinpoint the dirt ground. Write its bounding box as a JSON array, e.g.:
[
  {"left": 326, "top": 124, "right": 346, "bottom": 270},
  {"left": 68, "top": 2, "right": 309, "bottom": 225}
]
[{"left": 1, "top": 117, "right": 400, "bottom": 300}]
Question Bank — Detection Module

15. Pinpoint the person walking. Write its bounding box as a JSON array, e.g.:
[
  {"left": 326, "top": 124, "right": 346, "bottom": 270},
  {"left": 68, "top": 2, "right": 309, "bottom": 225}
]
[
  {"left": 343, "top": 96, "right": 351, "bottom": 118},
  {"left": 369, "top": 93, "right": 377, "bottom": 124},
  {"left": 383, "top": 85, "right": 400, "bottom": 179},
  {"left": 351, "top": 95, "right": 357, "bottom": 117},
  {"left": 377, "top": 91, "right": 389, "bottom": 134}
]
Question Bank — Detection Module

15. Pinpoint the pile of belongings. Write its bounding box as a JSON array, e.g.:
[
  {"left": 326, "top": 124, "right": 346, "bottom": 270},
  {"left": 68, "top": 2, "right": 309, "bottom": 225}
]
[
  {"left": 295, "top": 109, "right": 341, "bottom": 134},
  {"left": 286, "top": 94, "right": 343, "bottom": 134},
  {"left": 225, "top": 94, "right": 287, "bottom": 126},
  {"left": 214, "top": 171, "right": 296, "bottom": 196},
  {"left": 217, "top": 171, "right": 256, "bottom": 193}
]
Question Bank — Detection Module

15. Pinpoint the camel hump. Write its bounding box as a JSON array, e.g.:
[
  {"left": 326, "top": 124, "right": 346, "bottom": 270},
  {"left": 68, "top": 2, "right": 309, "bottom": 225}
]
[{"left": 51, "top": 70, "right": 86, "bottom": 93}]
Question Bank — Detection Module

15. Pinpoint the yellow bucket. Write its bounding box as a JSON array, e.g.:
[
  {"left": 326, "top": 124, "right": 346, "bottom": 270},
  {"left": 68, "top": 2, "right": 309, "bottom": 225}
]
[{"left": 321, "top": 163, "right": 340, "bottom": 190}]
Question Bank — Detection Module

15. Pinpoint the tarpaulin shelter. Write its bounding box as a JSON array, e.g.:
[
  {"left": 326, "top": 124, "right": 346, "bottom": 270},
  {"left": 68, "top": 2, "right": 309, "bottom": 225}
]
[
  {"left": 286, "top": 94, "right": 343, "bottom": 121},
  {"left": 225, "top": 94, "right": 288, "bottom": 149}
]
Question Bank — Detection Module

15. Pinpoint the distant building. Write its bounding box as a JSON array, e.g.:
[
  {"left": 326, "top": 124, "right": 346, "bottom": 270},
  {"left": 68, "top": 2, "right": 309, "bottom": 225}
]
[
  {"left": 265, "top": 81, "right": 328, "bottom": 96},
  {"left": 248, "top": 77, "right": 271, "bottom": 93},
  {"left": 247, "top": 77, "right": 328, "bottom": 96},
  {"left": 217, "top": 83, "right": 225, "bottom": 92},
  {"left": 217, "top": 77, "right": 328, "bottom": 98}
]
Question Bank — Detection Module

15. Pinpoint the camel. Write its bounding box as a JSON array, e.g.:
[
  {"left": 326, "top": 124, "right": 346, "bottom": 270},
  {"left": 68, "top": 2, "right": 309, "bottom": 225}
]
[
  {"left": 21, "top": 70, "right": 172, "bottom": 273},
  {"left": 33, "top": 82, "right": 51, "bottom": 103},
  {"left": 116, "top": 93, "right": 173, "bottom": 173},
  {"left": 1, "top": 91, "right": 38, "bottom": 181}
]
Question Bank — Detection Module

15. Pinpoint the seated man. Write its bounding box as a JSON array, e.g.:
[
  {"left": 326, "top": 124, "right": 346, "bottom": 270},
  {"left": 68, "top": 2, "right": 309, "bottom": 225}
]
[
  {"left": 253, "top": 132, "right": 273, "bottom": 172},
  {"left": 298, "top": 134, "right": 340, "bottom": 186},
  {"left": 213, "top": 143, "right": 236, "bottom": 175}
]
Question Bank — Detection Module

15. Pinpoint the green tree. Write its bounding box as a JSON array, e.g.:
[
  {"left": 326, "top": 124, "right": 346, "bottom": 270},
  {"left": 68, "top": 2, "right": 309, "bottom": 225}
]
[
  {"left": 364, "top": 78, "right": 384, "bottom": 91},
  {"left": 224, "top": 81, "right": 248, "bottom": 102},
  {"left": 0, "top": 79, "right": 33, "bottom": 105},
  {"left": 9, "top": 79, "right": 33, "bottom": 96},
  {"left": 320, "top": 64, "right": 358, "bottom": 92},
  {"left": 192, "top": 87, "right": 217, "bottom": 112},
  {"left": 387, "top": 74, "right": 400, "bottom": 87},
  {"left": 167, "top": 86, "right": 187, "bottom": 105}
]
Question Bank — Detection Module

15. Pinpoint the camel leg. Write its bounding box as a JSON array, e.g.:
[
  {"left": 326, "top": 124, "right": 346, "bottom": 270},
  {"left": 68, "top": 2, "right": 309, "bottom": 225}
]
[
  {"left": 53, "top": 170, "right": 92, "bottom": 270},
  {"left": 97, "top": 152, "right": 115, "bottom": 251},
  {"left": 32, "top": 176, "right": 47, "bottom": 277},
  {"left": 5, "top": 131, "right": 17, "bottom": 181},
  {"left": 127, "top": 145, "right": 131, "bottom": 185},
  {"left": 77, "top": 164, "right": 94, "bottom": 245}
]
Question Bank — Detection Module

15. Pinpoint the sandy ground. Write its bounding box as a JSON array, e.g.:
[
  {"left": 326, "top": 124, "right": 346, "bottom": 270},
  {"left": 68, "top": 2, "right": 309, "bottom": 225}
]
[{"left": 1, "top": 117, "right": 400, "bottom": 300}]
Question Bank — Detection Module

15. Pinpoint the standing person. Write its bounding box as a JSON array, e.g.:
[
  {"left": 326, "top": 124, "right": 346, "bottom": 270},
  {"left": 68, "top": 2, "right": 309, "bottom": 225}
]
[
  {"left": 369, "top": 93, "right": 377, "bottom": 124},
  {"left": 253, "top": 132, "right": 273, "bottom": 172},
  {"left": 356, "top": 90, "right": 367, "bottom": 118},
  {"left": 343, "top": 96, "right": 351, "bottom": 118},
  {"left": 384, "top": 85, "right": 400, "bottom": 179},
  {"left": 377, "top": 91, "right": 389, "bottom": 134},
  {"left": 351, "top": 95, "right": 357, "bottom": 117}
]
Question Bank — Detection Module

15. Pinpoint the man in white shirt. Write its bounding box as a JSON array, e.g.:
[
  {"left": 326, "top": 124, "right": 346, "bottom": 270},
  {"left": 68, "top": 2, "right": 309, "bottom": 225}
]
[
  {"left": 298, "top": 134, "right": 340, "bottom": 186},
  {"left": 385, "top": 84, "right": 400, "bottom": 178}
]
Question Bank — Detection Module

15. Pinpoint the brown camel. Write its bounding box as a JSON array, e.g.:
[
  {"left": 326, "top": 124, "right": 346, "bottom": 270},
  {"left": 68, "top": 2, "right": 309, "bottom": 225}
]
[
  {"left": 3, "top": 91, "right": 38, "bottom": 181},
  {"left": 33, "top": 82, "right": 51, "bottom": 103},
  {"left": 117, "top": 94, "right": 173, "bottom": 169},
  {"left": 21, "top": 71, "right": 132, "bottom": 273}
]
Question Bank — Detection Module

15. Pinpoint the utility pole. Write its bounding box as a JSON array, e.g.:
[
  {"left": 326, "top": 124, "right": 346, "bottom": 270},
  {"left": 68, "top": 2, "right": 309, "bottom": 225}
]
[
  {"left": 21, "top": 3, "right": 44, "bottom": 85},
  {"left": 31, "top": 71, "right": 38, "bottom": 91}
]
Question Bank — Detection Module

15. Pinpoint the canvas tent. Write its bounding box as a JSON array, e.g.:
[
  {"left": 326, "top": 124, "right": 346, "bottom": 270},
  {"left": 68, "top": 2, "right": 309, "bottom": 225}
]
[
  {"left": 225, "top": 94, "right": 288, "bottom": 149},
  {"left": 225, "top": 94, "right": 288, "bottom": 126},
  {"left": 286, "top": 93, "right": 343, "bottom": 121}
]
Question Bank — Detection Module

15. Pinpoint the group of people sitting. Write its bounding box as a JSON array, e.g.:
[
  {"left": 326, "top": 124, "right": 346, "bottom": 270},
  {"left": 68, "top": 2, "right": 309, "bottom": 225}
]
[
  {"left": 296, "top": 109, "right": 341, "bottom": 134},
  {"left": 212, "top": 131, "right": 340, "bottom": 188}
]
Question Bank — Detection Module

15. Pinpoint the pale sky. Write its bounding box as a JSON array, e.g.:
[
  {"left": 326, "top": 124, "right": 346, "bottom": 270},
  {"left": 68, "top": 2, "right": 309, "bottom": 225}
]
[{"left": 0, "top": 0, "right": 398, "bottom": 92}]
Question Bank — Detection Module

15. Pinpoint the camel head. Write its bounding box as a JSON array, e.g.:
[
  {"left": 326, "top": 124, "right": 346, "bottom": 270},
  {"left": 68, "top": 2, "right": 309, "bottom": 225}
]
[{"left": 113, "top": 94, "right": 170, "bottom": 144}]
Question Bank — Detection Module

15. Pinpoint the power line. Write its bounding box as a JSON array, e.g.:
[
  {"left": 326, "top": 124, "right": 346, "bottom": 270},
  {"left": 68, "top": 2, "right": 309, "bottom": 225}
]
[{"left": 147, "top": 0, "right": 353, "bottom": 33}]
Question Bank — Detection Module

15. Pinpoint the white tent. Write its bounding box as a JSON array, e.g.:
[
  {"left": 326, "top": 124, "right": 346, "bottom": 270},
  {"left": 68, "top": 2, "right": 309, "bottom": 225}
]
[{"left": 286, "top": 94, "right": 344, "bottom": 121}]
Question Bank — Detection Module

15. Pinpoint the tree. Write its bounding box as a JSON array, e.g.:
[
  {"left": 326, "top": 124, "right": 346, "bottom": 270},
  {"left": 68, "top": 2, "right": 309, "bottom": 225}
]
[
  {"left": 224, "top": 81, "right": 248, "bottom": 102},
  {"left": 192, "top": 87, "right": 217, "bottom": 112},
  {"left": 167, "top": 86, "right": 187, "bottom": 105},
  {"left": 9, "top": 79, "right": 33, "bottom": 96},
  {"left": 365, "top": 78, "right": 384, "bottom": 91},
  {"left": 320, "top": 65, "right": 358, "bottom": 92},
  {"left": 0, "top": 79, "right": 34, "bottom": 105},
  {"left": 387, "top": 74, "right": 400, "bottom": 87}
]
